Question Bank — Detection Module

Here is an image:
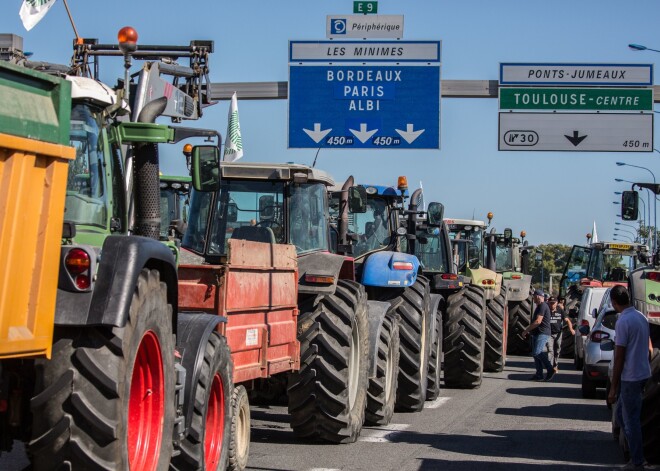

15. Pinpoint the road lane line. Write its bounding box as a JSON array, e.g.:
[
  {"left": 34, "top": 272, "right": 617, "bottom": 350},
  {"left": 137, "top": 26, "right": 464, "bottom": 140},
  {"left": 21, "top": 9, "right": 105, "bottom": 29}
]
[
  {"left": 359, "top": 423, "right": 410, "bottom": 443},
  {"left": 425, "top": 397, "right": 451, "bottom": 409}
]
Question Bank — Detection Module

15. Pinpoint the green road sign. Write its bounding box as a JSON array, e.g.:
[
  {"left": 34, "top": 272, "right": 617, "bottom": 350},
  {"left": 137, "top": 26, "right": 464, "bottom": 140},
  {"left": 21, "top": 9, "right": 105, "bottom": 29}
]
[
  {"left": 354, "top": 1, "right": 377, "bottom": 13},
  {"left": 500, "top": 87, "right": 653, "bottom": 111}
]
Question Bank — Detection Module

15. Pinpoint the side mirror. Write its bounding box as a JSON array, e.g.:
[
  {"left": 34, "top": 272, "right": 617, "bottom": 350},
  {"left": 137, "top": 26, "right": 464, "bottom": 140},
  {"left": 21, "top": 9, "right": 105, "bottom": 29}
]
[
  {"left": 504, "top": 227, "right": 513, "bottom": 239},
  {"left": 191, "top": 145, "right": 220, "bottom": 192},
  {"left": 227, "top": 202, "right": 238, "bottom": 223},
  {"left": 601, "top": 338, "right": 615, "bottom": 352},
  {"left": 427, "top": 202, "right": 444, "bottom": 226},
  {"left": 578, "top": 325, "right": 590, "bottom": 336},
  {"left": 621, "top": 190, "right": 639, "bottom": 221},
  {"left": 348, "top": 186, "right": 367, "bottom": 213},
  {"left": 259, "top": 195, "right": 275, "bottom": 219}
]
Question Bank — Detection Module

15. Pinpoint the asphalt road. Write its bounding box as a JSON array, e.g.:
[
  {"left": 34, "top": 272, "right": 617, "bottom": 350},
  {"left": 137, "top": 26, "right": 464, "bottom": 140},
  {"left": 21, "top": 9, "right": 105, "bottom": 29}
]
[{"left": 0, "top": 355, "right": 624, "bottom": 470}]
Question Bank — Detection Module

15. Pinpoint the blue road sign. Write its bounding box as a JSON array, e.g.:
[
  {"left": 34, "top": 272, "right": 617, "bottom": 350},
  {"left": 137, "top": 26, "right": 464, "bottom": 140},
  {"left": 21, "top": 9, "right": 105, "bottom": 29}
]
[{"left": 288, "top": 40, "right": 441, "bottom": 150}]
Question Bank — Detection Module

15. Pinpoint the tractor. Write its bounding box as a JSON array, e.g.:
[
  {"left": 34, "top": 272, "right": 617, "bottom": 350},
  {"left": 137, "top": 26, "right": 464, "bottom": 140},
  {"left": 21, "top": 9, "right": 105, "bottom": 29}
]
[
  {"left": 486, "top": 229, "right": 534, "bottom": 355},
  {"left": 160, "top": 174, "right": 191, "bottom": 241},
  {"left": 331, "top": 176, "right": 440, "bottom": 422},
  {"left": 559, "top": 240, "right": 649, "bottom": 357}
]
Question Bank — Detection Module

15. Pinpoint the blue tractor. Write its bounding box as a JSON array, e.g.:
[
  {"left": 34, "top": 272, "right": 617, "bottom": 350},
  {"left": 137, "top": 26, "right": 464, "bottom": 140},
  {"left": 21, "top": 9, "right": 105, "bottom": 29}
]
[{"left": 332, "top": 176, "right": 442, "bottom": 424}]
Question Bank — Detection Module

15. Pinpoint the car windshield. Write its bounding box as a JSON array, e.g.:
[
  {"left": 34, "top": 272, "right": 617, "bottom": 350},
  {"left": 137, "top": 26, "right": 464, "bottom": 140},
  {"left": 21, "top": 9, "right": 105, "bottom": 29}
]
[{"left": 64, "top": 104, "right": 109, "bottom": 228}]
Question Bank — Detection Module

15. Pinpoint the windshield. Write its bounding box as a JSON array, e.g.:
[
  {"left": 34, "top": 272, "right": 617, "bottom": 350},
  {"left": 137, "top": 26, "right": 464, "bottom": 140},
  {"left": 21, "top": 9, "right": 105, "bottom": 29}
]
[
  {"left": 64, "top": 104, "right": 109, "bottom": 228},
  {"left": 561, "top": 245, "right": 591, "bottom": 294},
  {"left": 416, "top": 228, "right": 448, "bottom": 272},
  {"left": 495, "top": 243, "right": 514, "bottom": 271},
  {"left": 351, "top": 196, "right": 391, "bottom": 258},
  {"left": 289, "top": 183, "right": 329, "bottom": 253},
  {"left": 588, "top": 250, "right": 635, "bottom": 282},
  {"left": 449, "top": 227, "right": 484, "bottom": 270}
]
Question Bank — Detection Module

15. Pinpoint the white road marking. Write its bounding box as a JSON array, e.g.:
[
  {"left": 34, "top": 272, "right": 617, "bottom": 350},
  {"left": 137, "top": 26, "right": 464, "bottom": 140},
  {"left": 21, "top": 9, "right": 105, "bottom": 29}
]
[
  {"left": 359, "top": 423, "right": 410, "bottom": 443},
  {"left": 425, "top": 396, "right": 451, "bottom": 409}
]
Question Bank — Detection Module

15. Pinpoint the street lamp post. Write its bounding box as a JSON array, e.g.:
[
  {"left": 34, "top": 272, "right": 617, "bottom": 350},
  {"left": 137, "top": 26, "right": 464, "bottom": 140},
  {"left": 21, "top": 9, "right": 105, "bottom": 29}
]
[
  {"left": 615, "top": 221, "right": 642, "bottom": 243},
  {"left": 614, "top": 234, "right": 634, "bottom": 242},
  {"left": 615, "top": 163, "right": 657, "bottom": 251},
  {"left": 629, "top": 43, "right": 660, "bottom": 53},
  {"left": 615, "top": 227, "right": 638, "bottom": 241}
]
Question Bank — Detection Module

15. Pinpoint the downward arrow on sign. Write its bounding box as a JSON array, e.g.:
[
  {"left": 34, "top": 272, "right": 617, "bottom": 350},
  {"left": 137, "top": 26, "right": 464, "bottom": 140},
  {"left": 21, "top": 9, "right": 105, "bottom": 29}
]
[
  {"left": 303, "top": 123, "right": 332, "bottom": 143},
  {"left": 395, "top": 124, "right": 425, "bottom": 144},
  {"left": 349, "top": 123, "right": 378, "bottom": 143},
  {"left": 564, "top": 131, "right": 587, "bottom": 147}
]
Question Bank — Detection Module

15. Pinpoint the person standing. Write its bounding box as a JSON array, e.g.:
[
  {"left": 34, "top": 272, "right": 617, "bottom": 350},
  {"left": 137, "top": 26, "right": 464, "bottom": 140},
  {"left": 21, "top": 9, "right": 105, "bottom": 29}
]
[
  {"left": 547, "top": 296, "right": 574, "bottom": 373},
  {"left": 607, "top": 285, "right": 652, "bottom": 470},
  {"left": 522, "top": 289, "right": 555, "bottom": 381}
]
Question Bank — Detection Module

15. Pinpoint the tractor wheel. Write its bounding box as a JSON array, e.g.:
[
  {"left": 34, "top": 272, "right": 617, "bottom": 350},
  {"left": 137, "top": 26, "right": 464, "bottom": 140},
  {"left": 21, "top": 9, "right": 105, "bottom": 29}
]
[
  {"left": 443, "top": 285, "right": 486, "bottom": 389},
  {"left": 506, "top": 290, "right": 533, "bottom": 355},
  {"left": 228, "top": 385, "right": 251, "bottom": 471},
  {"left": 172, "top": 332, "right": 232, "bottom": 471},
  {"left": 365, "top": 312, "right": 400, "bottom": 426},
  {"left": 560, "top": 287, "right": 582, "bottom": 358},
  {"left": 642, "top": 347, "right": 660, "bottom": 464},
  {"left": 376, "top": 276, "right": 432, "bottom": 412},
  {"left": 426, "top": 305, "right": 444, "bottom": 401},
  {"left": 581, "top": 370, "right": 597, "bottom": 399},
  {"left": 30, "top": 269, "right": 175, "bottom": 471},
  {"left": 288, "top": 280, "right": 369, "bottom": 443},
  {"left": 484, "top": 292, "right": 508, "bottom": 373}
]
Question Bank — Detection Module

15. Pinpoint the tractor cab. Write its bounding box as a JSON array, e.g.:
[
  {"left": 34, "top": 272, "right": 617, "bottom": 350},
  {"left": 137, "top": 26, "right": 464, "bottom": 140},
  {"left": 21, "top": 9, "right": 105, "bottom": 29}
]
[
  {"left": 490, "top": 229, "right": 532, "bottom": 275},
  {"left": 559, "top": 241, "right": 650, "bottom": 297},
  {"left": 160, "top": 175, "right": 191, "bottom": 239}
]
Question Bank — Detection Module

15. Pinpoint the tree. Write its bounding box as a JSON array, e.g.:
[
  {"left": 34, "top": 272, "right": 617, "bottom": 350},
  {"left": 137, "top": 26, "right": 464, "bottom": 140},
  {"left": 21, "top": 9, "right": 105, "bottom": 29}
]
[{"left": 529, "top": 243, "right": 572, "bottom": 295}]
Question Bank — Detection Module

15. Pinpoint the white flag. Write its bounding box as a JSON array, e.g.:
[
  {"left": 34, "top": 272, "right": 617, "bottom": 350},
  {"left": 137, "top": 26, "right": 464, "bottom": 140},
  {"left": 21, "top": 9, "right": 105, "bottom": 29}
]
[
  {"left": 19, "top": 0, "right": 57, "bottom": 31},
  {"left": 592, "top": 220, "right": 599, "bottom": 243},
  {"left": 224, "top": 92, "right": 243, "bottom": 162}
]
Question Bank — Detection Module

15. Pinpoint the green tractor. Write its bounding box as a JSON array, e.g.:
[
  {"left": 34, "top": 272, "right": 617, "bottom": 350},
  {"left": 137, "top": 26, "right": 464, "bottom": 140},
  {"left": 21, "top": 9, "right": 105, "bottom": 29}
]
[
  {"left": 444, "top": 216, "right": 508, "bottom": 375},
  {"left": 487, "top": 229, "right": 534, "bottom": 355}
]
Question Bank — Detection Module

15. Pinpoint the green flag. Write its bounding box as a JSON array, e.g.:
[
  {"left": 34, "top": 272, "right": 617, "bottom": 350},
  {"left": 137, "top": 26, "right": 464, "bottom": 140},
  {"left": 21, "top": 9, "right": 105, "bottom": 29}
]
[{"left": 224, "top": 91, "right": 243, "bottom": 162}]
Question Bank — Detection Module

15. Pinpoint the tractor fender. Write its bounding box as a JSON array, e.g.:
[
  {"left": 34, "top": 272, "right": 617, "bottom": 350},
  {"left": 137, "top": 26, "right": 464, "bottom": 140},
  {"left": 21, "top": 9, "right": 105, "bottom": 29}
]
[
  {"left": 298, "top": 251, "right": 346, "bottom": 295},
  {"left": 366, "top": 300, "right": 391, "bottom": 378},
  {"left": 176, "top": 312, "right": 226, "bottom": 432},
  {"left": 502, "top": 274, "right": 532, "bottom": 302},
  {"left": 360, "top": 251, "right": 419, "bottom": 289},
  {"left": 55, "top": 235, "right": 178, "bottom": 329}
]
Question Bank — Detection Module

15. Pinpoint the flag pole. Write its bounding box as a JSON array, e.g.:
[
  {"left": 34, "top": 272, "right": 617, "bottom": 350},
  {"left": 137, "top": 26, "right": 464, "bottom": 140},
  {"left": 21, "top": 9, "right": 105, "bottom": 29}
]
[{"left": 62, "top": 0, "right": 81, "bottom": 42}]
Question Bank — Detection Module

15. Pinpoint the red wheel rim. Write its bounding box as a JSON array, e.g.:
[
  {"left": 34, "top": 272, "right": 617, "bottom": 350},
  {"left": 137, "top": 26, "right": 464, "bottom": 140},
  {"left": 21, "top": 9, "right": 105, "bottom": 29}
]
[
  {"left": 204, "top": 373, "right": 225, "bottom": 471},
  {"left": 128, "top": 330, "right": 165, "bottom": 471}
]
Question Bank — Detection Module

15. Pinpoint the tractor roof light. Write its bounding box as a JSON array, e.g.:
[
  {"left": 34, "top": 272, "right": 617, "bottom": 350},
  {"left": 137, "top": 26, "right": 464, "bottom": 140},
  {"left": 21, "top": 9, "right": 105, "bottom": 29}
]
[
  {"left": 117, "top": 26, "right": 138, "bottom": 54},
  {"left": 487, "top": 212, "right": 493, "bottom": 222},
  {"left": 520, "top": 230, "right": 526, "bottom": 238},
  {"left": 397, "top": 176, "right": 408, "bottom": 191},
  {"left": 183, "top": 143, "right": 193, "bottom": 155}
]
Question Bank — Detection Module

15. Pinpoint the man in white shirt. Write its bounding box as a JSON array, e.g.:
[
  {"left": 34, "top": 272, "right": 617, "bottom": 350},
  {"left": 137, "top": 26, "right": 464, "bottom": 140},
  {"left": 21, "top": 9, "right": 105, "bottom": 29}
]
[{"left": 607, "top": 285, "right": 652, "bottom": 470}]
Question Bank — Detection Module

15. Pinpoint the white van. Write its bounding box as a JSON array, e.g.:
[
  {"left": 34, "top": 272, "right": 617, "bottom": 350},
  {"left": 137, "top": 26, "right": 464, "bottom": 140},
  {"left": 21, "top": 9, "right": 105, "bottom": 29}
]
[{"left": 573, "top": 286, "right": 608, "bottom": 370}]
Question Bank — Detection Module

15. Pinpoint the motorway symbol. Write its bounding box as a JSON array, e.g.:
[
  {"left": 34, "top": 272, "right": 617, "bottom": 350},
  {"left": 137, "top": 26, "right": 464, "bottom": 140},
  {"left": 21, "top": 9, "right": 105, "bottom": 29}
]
[
  {"left": 565, "top": 131, "right": 587, "bottom": 147},
  {"left": 349, "top": 123, "right": 378, "bottom": 143},
  {"left": 499, "top": 112, "right": 653, "bottom": 152},
  {"left": 303, "top": 123, "right": 332, "bottom": 143},
  {"left": 395, "top": 124, "right": 425, "bottom": 144}
]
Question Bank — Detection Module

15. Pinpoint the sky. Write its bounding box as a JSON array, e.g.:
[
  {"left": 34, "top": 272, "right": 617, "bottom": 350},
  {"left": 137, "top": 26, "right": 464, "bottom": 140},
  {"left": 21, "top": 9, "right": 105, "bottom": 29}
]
[{"left": 3, "top": 0, "right": 660, "bottom": 247}]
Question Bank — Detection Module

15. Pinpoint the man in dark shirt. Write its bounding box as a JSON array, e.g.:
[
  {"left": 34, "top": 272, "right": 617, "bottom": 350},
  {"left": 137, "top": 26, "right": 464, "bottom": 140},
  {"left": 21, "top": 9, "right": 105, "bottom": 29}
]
[
  {"left": 547, "top": 296, "right": 574, "bottom": 373},
  {"left": 522, "top": 289, "right": 555, "bottom": 381}
]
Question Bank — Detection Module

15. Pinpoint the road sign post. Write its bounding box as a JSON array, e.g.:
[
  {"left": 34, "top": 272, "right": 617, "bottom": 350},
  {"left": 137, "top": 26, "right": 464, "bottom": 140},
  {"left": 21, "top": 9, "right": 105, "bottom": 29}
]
[{"left": 288, "top": 40, "right": 441, "bottom": 150}]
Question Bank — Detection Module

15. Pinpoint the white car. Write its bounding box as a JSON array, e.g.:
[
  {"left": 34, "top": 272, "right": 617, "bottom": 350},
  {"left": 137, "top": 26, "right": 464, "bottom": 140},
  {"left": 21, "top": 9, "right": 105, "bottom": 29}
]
[
  {"left": 573, "top": 287, "right": 608, "bottom": 370},
  {"left": 581, "top": 289, "right": 617, "bottom": 399}
]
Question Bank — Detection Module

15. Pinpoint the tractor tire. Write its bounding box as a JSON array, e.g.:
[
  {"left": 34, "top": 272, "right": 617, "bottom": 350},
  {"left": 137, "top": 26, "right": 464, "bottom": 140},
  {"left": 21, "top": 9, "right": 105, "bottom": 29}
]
[
  {"left": 560, "top": 287, "right": 582, "bottom": 358},
  {"left": 642, "top": 348, "right": 660, "bottom": 464},
  {"left": 365, "top": 312, "right": 400, "bottom": 426},
  {"left": 172, "top": 332, "right": 233, "bottom": 471},
  {"left": 228, "top": 385, "right": 251, "bottom": 471},
  {"left": 376, "top": 277, "right": 432, "bottom": 412},
  {"left": 426, "top": 305, "right": 444, "bottom": 401},
  {"left": 506, "top": 291, "right": 533, "bottom": 355},
  {"left": 581, "top": 370, "right": 597, "bottom": 399},
  {"left": 443, "top": 285, "right": 487, "bottom": 389},
  {"left": 288, "top": 280, "right": 369, "bottom": 443},
  {"left": 30, "top": 269, "right": 175, "bottom": 471},
  {"left": 484, "top": 292, "right": 508, "bottom": 373}
]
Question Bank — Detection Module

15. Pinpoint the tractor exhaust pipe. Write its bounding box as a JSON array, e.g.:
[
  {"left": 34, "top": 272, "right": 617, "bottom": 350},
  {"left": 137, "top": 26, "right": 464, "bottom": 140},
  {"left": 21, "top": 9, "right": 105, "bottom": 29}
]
[
  {"left": 407, "top": 188, "right": 423, "bottom": 254},
  {"left": 133, "top": 97, "right": 168, "bottom": 239},
  {"left": 338, "top": 176, "right": 354, "bottom": 251}
]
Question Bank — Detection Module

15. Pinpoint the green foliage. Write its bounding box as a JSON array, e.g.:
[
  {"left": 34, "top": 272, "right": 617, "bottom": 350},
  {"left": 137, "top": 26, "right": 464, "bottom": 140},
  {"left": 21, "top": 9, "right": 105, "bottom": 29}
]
[{"left": 529, "top": 243, "right": 572, "bottom": 295}]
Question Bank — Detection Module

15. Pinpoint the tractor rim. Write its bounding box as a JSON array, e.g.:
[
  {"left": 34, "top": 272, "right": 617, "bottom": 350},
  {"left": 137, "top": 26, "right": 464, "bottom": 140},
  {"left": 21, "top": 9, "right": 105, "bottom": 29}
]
[
  {"left": 420, "top": 310, "right": 428, "bottom": 377},
  {"left": 502, "top": 305, "right": 509, "bottom": 363},
  {"left": 237, "top": 393, "right": 250, "bottom": 459},
  {"left": 348, "top": 319, "right": 361, "bottom": 409},
  {"left": 205, "top": 373, "right": 225, "bottom": 471},
  {"left": 128, "top": 330, "right": 165, "bottom": 471}
]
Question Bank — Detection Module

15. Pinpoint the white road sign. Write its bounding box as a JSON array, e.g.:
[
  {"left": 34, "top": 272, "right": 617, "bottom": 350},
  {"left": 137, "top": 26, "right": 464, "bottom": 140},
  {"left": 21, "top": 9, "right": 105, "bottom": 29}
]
[
  {"left": 498, "top": 112, "right": 653, "bottom": 152},
  {"left": 326, "top": 15, "right": 404, "bottom": 39},
  {"left": 289, "top": 40, "right": 440, "bottom": 62},
  {"left": 500, "top": 63, "right": 653, "bottom": 86}
]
